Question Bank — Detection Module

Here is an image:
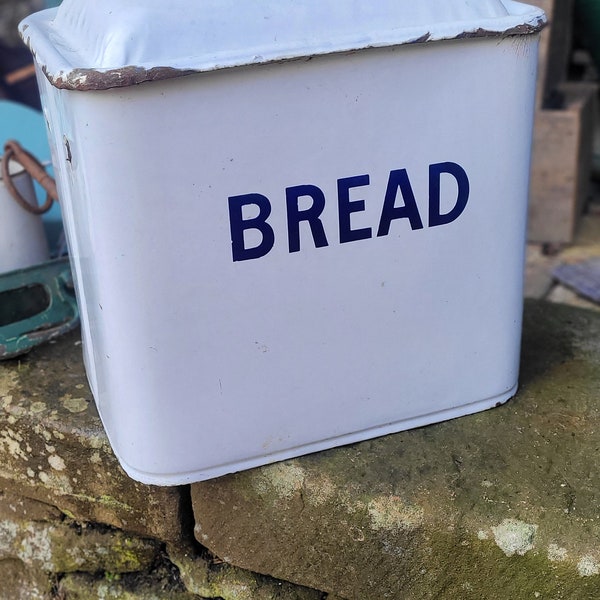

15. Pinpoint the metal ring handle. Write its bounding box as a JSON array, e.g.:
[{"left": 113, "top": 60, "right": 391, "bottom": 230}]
[{"left": 2, "top": 140, "right": 57, "bottom": 215}]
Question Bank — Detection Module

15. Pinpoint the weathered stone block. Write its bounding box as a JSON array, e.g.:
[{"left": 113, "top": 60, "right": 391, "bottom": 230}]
[
  {"left": 58, "top": 572, "right": 201, "bottom": 600},
  {"left": 0, "top": 517, "right": 159, "bottom": 574},
  {"left": 0, "top": 558, "right": 53, "bottom": 600},
  {"left": 167, "top": 542, "right": 323, "bottom": 600},
  {"left": 0, "top": 490, "right": 62, "bottom": 523},
  {"left": 0, "top": 487, "right": 164, "bottom": 598},
  {"left": 191, "top": 300, "right": 600, "bottom": 599},
  {"left": 0, "top": 331, "right": 188, "bottom": 541}
]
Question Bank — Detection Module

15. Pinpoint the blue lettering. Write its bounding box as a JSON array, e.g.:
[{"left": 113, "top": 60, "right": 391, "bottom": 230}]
[
  {"left": 286, "top": 184, "right": 329, "bottom": 253},
  {"left": 428, "top": 162, "right": 469, "bottom": 227},
  {"left": 227, "top": 161, "right": 469, "bottom": 261},
  {"left": 376, "top": 169, "right": 423, "bottom": 237},
  {"left": 228, "top": 193, "right": 275, "bottom": 262},
  {"left": 338, "top": 175, "right": 372, "bottom": 244}
]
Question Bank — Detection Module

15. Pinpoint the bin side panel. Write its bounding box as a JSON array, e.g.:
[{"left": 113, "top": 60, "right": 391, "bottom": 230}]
[{"left": 42, "top": 36, "right": 539, "bottom": 483}]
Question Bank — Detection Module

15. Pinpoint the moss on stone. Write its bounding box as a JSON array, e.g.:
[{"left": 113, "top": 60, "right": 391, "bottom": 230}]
[
  {"left": 58, "top": 572, "right": 201, "bottom": 600},
  {"left": 168, "top": 543, "right": 323, "bottom": 600},
  {"left": 412, "top": 529, "right": 600, "bottom": 600},
  {"left": 0, "top": 514, "right": 159, "bottom": 575},
  {"left": 0, "top": 330, "right": 187, "bottom": 542},
  {"left": 191, "top": 301, "right": 600, "bottom": 598}
]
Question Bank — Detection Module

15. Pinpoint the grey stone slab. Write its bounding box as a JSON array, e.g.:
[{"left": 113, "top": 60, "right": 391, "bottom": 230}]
[
  {"left": 192, "top": 300, "right": 600, "bottom": 599},
  {"left": 553, "top": 257, "right": 600, "bottom": 303},
  {"left": 0, "top": 330, "right": 188, "bottom": 542}
]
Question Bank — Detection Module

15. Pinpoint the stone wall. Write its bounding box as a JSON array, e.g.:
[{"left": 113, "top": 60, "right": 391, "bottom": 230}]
[
  {"left": 1, "top": 300, "right": 600, "bottom": 598},
  {"left": 0, "top": 330, "right": 324, "bottom": 600}
]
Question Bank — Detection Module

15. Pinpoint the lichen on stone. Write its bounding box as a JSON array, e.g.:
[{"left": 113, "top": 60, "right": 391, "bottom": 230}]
[
  {"left": 303, "top": 474, "right": 336, "bottom": 506},
  {"left": 367, "top": 495, "right": 424, "bottom": 532},
  {"left": 548, "top": 543, "right": 568, "bottom": 562},
  {"left": 29, "top": 402, "right": 47, "bottom": 414},
  {"left": 61, "top": 395, "right": 89, "bottom": 414},
  {"left": 0, "top": 519, "right": 19, "bottom": 550},
  {"left": 253, "top": 462, "right": 306, "bottom": 500},
  {"left": 0, "top": 428, "right": 29, "bottom": 462},
  {"left": 47, "top": 454, "right": 67, "bottom": 472},
  {"left": 16, "top": 523, "right": 53, "bottom": 571},
  {"left": 0, "top": 370, "right": 19, "bottom": 399},
  {"left": 577, "top": 555, "right": 600, "bottom": 577},
  {"left": 491, "top": 519, "right": 538, "bottom": 557}
]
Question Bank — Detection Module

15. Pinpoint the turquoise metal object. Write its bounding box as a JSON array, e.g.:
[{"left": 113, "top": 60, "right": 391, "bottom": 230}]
[{"left": 0, "top": 258, "right": 79, "bottom": 359}]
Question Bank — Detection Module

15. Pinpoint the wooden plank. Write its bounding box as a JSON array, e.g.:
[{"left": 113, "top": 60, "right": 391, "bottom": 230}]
[
  {"left": 535, "top": 0, "right": 575, "bottom": 109},
  {"left": 528, "top": 81, "right": 597, "bottom": 243}
]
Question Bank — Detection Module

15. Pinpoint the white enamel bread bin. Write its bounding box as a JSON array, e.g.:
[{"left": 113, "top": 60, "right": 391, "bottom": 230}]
[{"left": 21, "top": 0, "right": 546, "bottom": 484}]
